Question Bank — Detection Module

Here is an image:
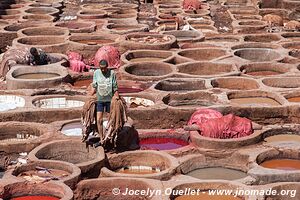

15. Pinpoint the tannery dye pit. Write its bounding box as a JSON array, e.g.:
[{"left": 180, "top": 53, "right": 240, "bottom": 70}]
[
  {"left": 14, "top": 73, "right": 60, "bottom": 79},
  {"left": 186, "top": 167, "right": 248, "bottom": 180},
  {"left": 260, "top": 159, "right": 300, "bottom": 170},
  {"left": 140, "top": 137, "right": 189, "bottom": 150},
  {"left": 0, "top": 0, "right": 299, "bottom": 199},
  {"left": 10, "top": 196, "right": 60, "bottom": 200},
  {"left": 230, "top": 97, "right": 281, "bottom": 106}
]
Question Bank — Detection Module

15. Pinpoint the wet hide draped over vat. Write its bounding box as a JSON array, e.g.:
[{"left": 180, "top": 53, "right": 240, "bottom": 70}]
[
  {"left": 81, "top": 97, "right": 98, "bottom": 142},
  {"left": 94, "top": 46, "right": 121, "bottom": 69},
  {"left": 67, "top": 51, "right": 90, "bottom": 72},
  {"left": 188, "top": 109, "right": 253, "bottom": 139},
  {"left": 182, "top": 0, "right": 201, "bottom": 10},
  {"left": 102, "top": 96, "right": 139, "bottom": 151},
  {"left": 103, "top": 96, "right": 128, "bottom": 149}
]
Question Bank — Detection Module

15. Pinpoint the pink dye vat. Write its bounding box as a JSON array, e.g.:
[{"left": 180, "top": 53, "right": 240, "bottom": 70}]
[
  {"left": 11, "top": 196, "right": 59, "bottom": 200},
  {"left": 140, "top": 137, "right": 189, "bottom": 150}
]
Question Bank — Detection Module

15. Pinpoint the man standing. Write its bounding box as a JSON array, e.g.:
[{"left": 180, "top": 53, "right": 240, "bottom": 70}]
[{"left": 91, "top": 59, "right": 119, "bottom": 142}]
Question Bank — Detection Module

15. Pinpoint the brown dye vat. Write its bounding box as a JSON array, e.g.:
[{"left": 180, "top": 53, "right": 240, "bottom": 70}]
[
  {"left": 116, "top": 166, "right": 160, "bottom": 175},
  {"left": 230, "top": 97, "right": 281, "bottom": 106},
  {"left": 186, "top": 167, "right": 247, "bottom": 180},
  {"left": 287, "top": 97, "right": 300, "bottom": 102},
  {"left": 18, "top": 168, "right": 70, "bottom": 180},
  {"left": 264, "top": 134, "right": 300, "bottom": 143},
  {"left": 73, "top": 79, "right": 92, "bottom": 88},
  {"left": 246, "top": 71, "right": 281, "bottom": 76},
  {"left": 76, "top": 39, "right": 114, "bottom": 45},
  {"left": 129, "top": 57, "right": 162, "bottom": 62},
  {"left": 260, "top": 159, "right": 300, "bottom": 170},
  {"left": 175, "top": 193, "right": 242, "bottom": 200},
  {"left": 15, "top": 73, "right": 60, "bottom": 79}
]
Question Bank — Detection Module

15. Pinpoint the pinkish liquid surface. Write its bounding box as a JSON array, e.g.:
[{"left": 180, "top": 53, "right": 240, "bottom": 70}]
[{"left": 140, "top": 137, "right": 189, "bottom": 150}]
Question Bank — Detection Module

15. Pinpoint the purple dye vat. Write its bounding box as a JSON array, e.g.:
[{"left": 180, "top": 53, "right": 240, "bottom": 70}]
[{"left": 140, "top": 137, "right": 189, "bottom": 150}]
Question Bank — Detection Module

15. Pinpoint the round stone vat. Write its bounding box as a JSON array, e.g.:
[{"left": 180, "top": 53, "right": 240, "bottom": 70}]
[
  {"left": 72, "top": 78, "right": 92, "bottom": 89},
  {"left": 121, "top": 33, "right": 177, "bottom": 50},
  {"left": 69, "top": 34, "right": 118, "bottom": 46},
  {"left": 21, "top": 14, "right": 55, "bottom": 22},
  {"left": 177, "top": 48, "right": 228, "bottom": 61},
  {"left": 108, "top": 9, "right": 137, "bottom": 19},
  {"left": 233, "top": 14, "right": 262, "bottom": 20},
  {"left": 118, "top": 80, "right": 151, "bottom": 93},
  {"left": 122, "top": 62, "right": 175, "bottom": 81},
  {"left": 285, "top": 92, "right": 300, "bottom": 103},
  {"left": 55, "top": 21, "right": 96, "bottom": 33},
  {"left": 28, "top": 140, "right": 105, "bottom": 177},
  {"left": 60, "top": 120, "right": 83, "bottom": 137},
  {"left": 0, "top": 122, "right": 50, "bottom": 153},
  {"left": 185, "top": 167, "right": 248, "bottom": 181},
  {"left": 74, "top": 177, "right": 162, "bottom": 200},
  {"left": 240, "top": 62, "right": 290, "bottom": 77},
  {"left": 262, "top": 127, "right": 300, "bottom": 144},
  {"left": 123, "top": 96, "right": 155, "bottom": 108},
  {"left": 28, "top": 2, "right": 63, "bottom": 9},
  {"left": 121, "top": 50, "right": 173, "bottom": 64},
  {"left": 232, "top": 43, "right": 281, "bottom": 50},
  {"left": 0, "top": 9, "right": 21, "bottom": 20},
  {"left": 244, "top": 34, "right": 282, "bottom": 42},
  {"left": 234, "top": 48, "right": 282, "bottom": 62},
  {"left": 80, "top": 3, "right": 111, "bottom": 10},
  {"left": 176, "top": 62, "right": 237, "bottom": 77},
  {"left": 262, "top": 77, "right": 300, "bottom": 89},
  {"left": 112, "top": 3, "right": 138, "bottom": 9},
  {"left": 0, "top": 181, "right": 73, "bottom": 200},
  {"left": 228, "top": 91, "right": 283, "bottom": 107},
  {"left": 205, "top": 35, "right": 241, "bottom": 43},
  {"left": 25, "top": 7, "right": 59, "bottom": 16},
  {"left": 18, "top": 26, "right": 69, "bottom": 37},
  {"left": 0, "top": 95, "right": 25, "bottom": 112},
  {"left": 162, "top": 91, "right": 219, "bottom": 108},
  {"left": 6, "top": 65, "right": 68, "bottom": 90},
  {"left": 281, "top": 32, "right": 300, "bottom": 41},
  {"left": 169, "top": 182, "right": 246, "bottom": 200},
  {"left": 7, "top": 160, "right": 81, "bottom": 188},
  {"left": 60, "top": 119, "right": 108, "bottom": 137},
  {"left": 77, "top": 9, "right": 107, "bottom": 19},
  {"left": 266, "top": 183, "right": 299, "bottom": 200},
  {"left": 100, "top": 150, "right": 179, "bottom": 180},
  {"left": 3, "top": 22, "right": 46, "bottom": 32},
  {"left": 188, "top": 17, "right": 214, "bottom": 25},
  {"left": 281, "top": 42, "right": 300, "bottom": 49},
  {"left": 105, "top": 23, "right": 149, "bottom": 34},
  {"left": 162, "top": 30, "right": 204, "bottom": 43},
  {"left": 139, "top": 129, "right": 190, "bottom": 151},
  {"left": 238, "top": 20, "right": 267, "bottom": 26},
  {"left": 211, "top": 77, "right": 259, "bottom": 90},
  {"left": 154, "top": 78, "right": 207, "bottom": 92},
  {"left": 13, "top": 36, "right": 66, "bottom": 46},
  {"left": 249, "top": 149, "right": 300, "bottom": 183},
  {"left": 32, "top": 96, "right": 85, "bottom": 109}
]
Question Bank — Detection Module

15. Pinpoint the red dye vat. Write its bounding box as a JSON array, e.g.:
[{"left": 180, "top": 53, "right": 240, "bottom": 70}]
[
  {"left": 140, "top": 137, "right": 189, "bottom": 150},
  {"left": 118, "top": 87, "right": 144, "bottom": 93},
  {"left": 11, "top": 196, "right": 59, "bottom": 200}
]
